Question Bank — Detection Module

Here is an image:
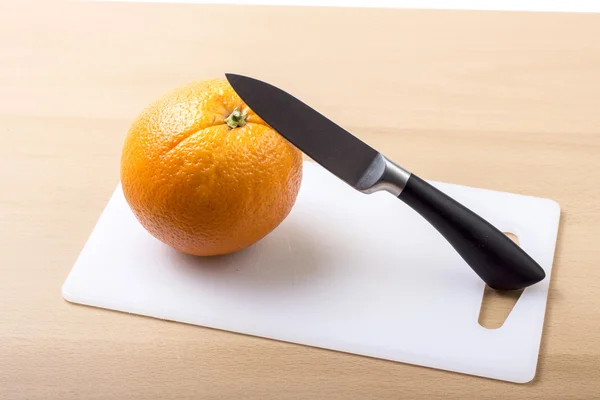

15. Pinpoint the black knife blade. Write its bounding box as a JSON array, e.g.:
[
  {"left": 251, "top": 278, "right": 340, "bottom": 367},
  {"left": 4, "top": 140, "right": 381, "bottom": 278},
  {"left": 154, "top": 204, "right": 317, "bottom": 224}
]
[
  {"left": 225, "top": 73, "right": 379, "bottom": 189},
  {"left": 226, "top": 73, "right": 546, "bottom": 291}
]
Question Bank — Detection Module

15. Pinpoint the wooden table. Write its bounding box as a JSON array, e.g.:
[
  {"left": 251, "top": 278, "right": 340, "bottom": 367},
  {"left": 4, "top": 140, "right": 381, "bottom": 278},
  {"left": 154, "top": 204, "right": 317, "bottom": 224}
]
[{"left": 2, "top": 1, "right": 599, "bottom": 398}]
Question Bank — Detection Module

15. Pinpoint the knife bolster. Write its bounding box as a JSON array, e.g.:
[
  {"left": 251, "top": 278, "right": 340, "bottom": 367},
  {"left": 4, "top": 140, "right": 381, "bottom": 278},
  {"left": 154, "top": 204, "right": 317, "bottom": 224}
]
[{"left": 356, "top": 154, "right": 411, "bottom": 196}]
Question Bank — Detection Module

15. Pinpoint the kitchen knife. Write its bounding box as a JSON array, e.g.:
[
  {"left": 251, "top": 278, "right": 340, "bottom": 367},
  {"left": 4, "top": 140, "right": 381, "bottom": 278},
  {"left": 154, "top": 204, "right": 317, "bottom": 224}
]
[{"left": 226, "top": 73, "right": 546, "bottom": 291}]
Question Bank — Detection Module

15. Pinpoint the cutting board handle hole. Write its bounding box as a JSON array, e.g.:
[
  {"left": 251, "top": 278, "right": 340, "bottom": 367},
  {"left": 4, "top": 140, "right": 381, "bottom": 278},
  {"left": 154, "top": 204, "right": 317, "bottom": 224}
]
[
  {"left": 478, "top": 232, "right": 523, "bottom": 330},
  {"left": 504, "top": 232, "right": 520, "bottom": 246}
]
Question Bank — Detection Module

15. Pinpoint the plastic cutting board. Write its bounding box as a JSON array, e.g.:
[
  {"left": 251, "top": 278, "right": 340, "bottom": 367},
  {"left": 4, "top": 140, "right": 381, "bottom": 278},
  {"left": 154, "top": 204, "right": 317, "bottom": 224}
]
[{"left": 62, "top": 161, "right": 560, "bottom": 383}]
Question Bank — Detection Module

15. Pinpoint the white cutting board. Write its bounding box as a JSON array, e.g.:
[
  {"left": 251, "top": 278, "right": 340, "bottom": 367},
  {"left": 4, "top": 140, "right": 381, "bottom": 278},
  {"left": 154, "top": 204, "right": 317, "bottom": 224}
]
[{"left": 62, "top": 161, "right": 560, "bottom": 383}]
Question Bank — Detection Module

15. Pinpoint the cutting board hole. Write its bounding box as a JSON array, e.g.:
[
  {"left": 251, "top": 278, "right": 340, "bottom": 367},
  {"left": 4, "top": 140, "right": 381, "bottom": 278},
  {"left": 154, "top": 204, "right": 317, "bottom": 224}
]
[
  {"left": 504, "top": 232, "right": 520, "bottom": 246},
  {"left": 478, "top": 232, "right": 523, "bottom": 329},
  {"left": 479, "top": 286, "right": 523, "bottom": 329}
]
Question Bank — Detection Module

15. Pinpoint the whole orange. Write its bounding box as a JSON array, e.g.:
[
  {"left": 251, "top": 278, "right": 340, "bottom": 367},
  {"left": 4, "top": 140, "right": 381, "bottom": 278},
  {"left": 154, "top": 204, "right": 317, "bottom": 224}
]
[{"left": 120, "top": 78, "right": 303, "bottom": 256}]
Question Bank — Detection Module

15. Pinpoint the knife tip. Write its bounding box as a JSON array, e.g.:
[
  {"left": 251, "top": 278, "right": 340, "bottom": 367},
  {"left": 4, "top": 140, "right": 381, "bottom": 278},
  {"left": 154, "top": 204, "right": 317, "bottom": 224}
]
[{"left": 225, "top": 73, "right": 243, "bottom": 84}]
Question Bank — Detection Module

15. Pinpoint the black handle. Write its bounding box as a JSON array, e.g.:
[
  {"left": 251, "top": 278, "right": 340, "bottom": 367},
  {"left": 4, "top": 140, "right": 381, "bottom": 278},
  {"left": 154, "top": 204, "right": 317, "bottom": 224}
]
[{"left": 398, "top": 174, "right": 545, "bottom": 290}]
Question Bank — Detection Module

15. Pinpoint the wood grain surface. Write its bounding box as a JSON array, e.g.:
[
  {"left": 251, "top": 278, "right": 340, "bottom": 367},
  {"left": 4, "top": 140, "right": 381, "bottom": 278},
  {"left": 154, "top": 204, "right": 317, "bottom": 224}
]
[{"left": 1, "top": 1, "right": 599, "bottom": 398}]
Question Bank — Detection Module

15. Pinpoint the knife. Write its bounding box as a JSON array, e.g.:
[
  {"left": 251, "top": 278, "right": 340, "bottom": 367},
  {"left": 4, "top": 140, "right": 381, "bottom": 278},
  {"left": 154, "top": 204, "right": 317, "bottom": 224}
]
[{"left": 226, "top": 73, "right": 546, "bottom": 291}]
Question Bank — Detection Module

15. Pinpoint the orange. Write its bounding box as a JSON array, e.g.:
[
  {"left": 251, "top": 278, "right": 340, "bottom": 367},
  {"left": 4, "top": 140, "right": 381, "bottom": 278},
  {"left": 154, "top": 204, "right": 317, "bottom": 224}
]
[{"left": 120, "top": 78, "right": 303, "bottom": 256}]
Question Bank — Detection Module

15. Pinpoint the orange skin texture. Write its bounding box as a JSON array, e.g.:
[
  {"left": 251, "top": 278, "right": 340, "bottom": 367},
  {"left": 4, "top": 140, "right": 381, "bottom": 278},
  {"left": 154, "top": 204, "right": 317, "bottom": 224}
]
[{"left": 120, "top": 78, "right": 303, "bottom": 256}]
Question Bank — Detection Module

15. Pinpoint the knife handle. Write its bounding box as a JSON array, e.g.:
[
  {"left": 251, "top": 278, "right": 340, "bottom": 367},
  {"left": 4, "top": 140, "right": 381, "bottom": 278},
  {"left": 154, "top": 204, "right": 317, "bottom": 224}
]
[{"left": 397, "top": 174, "right": 546, "bottom": 290}]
